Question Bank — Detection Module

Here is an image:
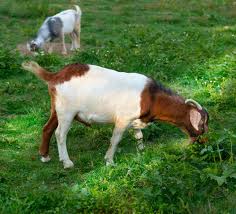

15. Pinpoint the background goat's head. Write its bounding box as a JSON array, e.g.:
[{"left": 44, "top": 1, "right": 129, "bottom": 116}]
[{"left": 27, "top": 40, "right": 41, "bottom": 52}]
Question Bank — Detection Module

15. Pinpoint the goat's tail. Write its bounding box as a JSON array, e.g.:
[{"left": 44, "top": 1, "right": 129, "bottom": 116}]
[
  {"left": 21, "top": 61, "right": 54, "bottom": 83},
  {"left": 74, "top": 5, "right": 82, "bottom": 15}
]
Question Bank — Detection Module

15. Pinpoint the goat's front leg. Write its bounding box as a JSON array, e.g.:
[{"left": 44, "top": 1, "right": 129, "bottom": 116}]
[
  {"left": 104, "top": 121, "right": 129, "bottom": 166},
  {"left": 134, "top": 129, "right": 145, "bottom": 151},
  {"left": 40, "top": 111, "right": 58, "bottom": 162},
  {"left": 48, "top": 43, "right": 54, "bottom": 54},
  {"left": 55, "top": 114, "right": 74, "bottom": 169},
  {"left": 60, "top": 32, "right": 67, "bottom": 55}
]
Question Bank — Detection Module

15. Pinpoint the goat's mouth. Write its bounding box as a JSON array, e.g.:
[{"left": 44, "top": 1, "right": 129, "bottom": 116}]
[
  {"left": 30, "top": 44, "right": 40, "bottom": 52},
  {"left": 190, "top": 136, "right": 197, "bottom": 143},
  {"left": 180, "top": 127, "right": 207, "bottom": 144},
  {"left": 189, "top": 135, "right": 207, "bottom": 144},
  {"left": 31, "top": 47, "right": 39, "bottom": 52}
]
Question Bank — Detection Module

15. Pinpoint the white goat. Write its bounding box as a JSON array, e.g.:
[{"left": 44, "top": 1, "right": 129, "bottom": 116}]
[
  {"left": 28, "top": 5, "right": 81, "bottom": 54},
  {"left": 22, "top": 61, "right": 209, "bottom": 169}
]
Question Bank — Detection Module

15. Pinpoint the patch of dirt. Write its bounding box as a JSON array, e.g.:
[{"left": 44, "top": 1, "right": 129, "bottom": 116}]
[{"left": 17, "top": 42, "right": 75, "bottom": 56}]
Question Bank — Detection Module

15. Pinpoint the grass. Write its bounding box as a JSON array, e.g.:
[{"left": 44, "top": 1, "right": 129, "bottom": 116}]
[{"left": 0, "top": 0, "right": 236, "bottom": 213}]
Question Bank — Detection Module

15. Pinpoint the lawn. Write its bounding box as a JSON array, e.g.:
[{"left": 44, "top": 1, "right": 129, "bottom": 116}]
[{"left": 0, "top": 0, "right": 236, "bottom": 213}]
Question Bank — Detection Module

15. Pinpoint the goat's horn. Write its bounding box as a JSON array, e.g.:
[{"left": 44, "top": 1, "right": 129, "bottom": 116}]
[{"left": 185, "top": 99, "right": 202, "bottom": 110}]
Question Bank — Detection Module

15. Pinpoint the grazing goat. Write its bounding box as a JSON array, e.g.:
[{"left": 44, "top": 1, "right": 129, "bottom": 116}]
[
  {"left": 28, "top": 5, "right": 81, "bottom": 55},
  {"left": 22, "top": 61, "right": 209, "bottom": 169}
]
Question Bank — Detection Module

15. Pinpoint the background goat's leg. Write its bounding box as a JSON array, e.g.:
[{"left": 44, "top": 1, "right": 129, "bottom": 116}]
[
  {"left": 69, "top": 33, "right": 76, "bottom": 50},
  {"left": 74, "top": 21, "right": 81, "bottom": 48},
  {"left": 134, "top": 129, "right": 145, "bottom": 150},
  {"left": 48, "top": 43, "right": 54, "bottom": 53},
  {"left": 60, "top": 33, "right": 67, "bottom": 55}
]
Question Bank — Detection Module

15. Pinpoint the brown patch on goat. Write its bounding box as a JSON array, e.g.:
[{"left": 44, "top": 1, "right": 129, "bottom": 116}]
[
  {"left": 140, "top": 79, "right": 186, "bottom": 124},
  {"left": 26, "top": 62, "right": 55, "bottom": 82},
  {"left": 25, "top": 62, "right": 89, "bottom": 84},
  {"left": 39, "top": 86, "right": 58, "bottom": 157},
  {"left": 153, "top": 93, "right": 187, "bottom": 124},
  {"left": 49, "top": 63, "right": 89, "bottom": 85},
  {"left": 139, "top": 80, "right": 209, "bottom": 141},
  {"left": 139, "top": 80, "right": 189, "bottom": 127}
]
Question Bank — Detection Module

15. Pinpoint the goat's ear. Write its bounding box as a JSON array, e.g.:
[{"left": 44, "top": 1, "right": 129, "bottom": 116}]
[{"left": 189, "top": 108, "right": 201, "bottom": 131}]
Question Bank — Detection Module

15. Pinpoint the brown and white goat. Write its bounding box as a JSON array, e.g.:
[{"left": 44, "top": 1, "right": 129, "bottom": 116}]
[{"left": 22, "top": 61, "right": 209, "bottom": 168}]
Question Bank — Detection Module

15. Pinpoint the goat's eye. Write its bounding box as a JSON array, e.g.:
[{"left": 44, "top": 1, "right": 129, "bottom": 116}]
[{"left": 199, "top": 120, "right": 204, "bottom": 126}]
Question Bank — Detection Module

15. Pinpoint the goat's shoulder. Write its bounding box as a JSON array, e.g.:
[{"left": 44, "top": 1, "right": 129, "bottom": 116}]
[{"left": 139, "top": 79, "right": 184, "bottom": 122}]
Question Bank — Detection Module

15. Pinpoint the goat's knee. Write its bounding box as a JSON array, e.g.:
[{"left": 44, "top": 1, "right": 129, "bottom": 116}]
[
  {"left": 55, "top": 127, "right": 63, "bottom": 160},
  {"left": 55, "top": 119, "right": 74, "bottom": 168},
  {"left": 55, "top": 128, "right": 61, "bottom": 142},
  {"left": 134, "top": 129, "right": 145, "bottom": 151},
  {"left": 134, "top": 129, "right": 143, "bottom": 140}
]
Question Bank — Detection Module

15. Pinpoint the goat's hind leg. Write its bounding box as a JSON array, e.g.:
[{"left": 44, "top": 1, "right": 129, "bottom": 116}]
[
  {"left": 40, "top": 110, "right": 58, "bottom": 162},
  {"left": 55, "top": 113, "right": 74, "bottom": 169},
  {"left": 69, "top": 32, "right": 78, "bottom": 51}
]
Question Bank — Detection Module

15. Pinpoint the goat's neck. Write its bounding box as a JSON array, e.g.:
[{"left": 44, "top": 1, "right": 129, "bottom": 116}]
[
  {"left": 35, "top": 27, "right": 51, "bottom": 46},
  {"left": 153, "top": 93, "right": 188, "bottom": 125},
  {"left": 34, "top": 36, "right": 45, "bottom": 47}
]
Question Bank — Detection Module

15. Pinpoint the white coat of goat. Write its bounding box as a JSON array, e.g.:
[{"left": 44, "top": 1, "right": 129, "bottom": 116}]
[{"left": 28, "top": 5, "right": 81, "bottom": 54}]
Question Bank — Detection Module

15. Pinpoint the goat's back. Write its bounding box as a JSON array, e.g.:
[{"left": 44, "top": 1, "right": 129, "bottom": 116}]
[{"left": 54, "top": 65, "right": 149, "bottom": 122}]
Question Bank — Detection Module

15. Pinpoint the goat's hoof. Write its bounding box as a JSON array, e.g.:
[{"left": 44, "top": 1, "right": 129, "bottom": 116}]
[
  {"left": 41, "top": 155, "right": 51, "bottom": 163},
  {"left": 62, "top": 51, "right": 67, "bottom": 55},
  {"left": 137, "top": 143, "right": 145, "bottom": 151},
  {"left": 63, "top": 159, "right": 74, "bottom": 169},
  {"left": 105, "top": 160, "right": 116, "bottom": 167}
]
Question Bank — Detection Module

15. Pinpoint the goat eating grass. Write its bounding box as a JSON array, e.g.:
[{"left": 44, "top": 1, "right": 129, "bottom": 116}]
[
  {"left": 22, "top": 61, "right": 209, "bottom": 169},
  {"left": 27, "top": 5, "right": 81, "bottom": 55}
]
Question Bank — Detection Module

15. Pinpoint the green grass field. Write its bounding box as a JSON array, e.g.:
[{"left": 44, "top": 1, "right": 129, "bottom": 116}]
[{"left": 0, "top": 0, "right": 236, "bottom": 213}]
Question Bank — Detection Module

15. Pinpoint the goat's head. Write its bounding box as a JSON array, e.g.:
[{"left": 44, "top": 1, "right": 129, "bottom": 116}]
[
  {"left": 27, "top": 40, "right": 41, "bottom": 52},
  {"left": 183, "top": 99, "right": 209, "bottom": 143}
]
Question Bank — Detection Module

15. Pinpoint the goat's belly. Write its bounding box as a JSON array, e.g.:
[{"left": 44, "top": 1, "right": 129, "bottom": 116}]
[
  {"left": 77, "top": 112, "right": 113, "bottom": 124},
  {"left": 59, "top": 15, "right": 76, "bottom": 33},
  {"left": 62, "top": 25, "right": 74, "bottom": 34}
]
